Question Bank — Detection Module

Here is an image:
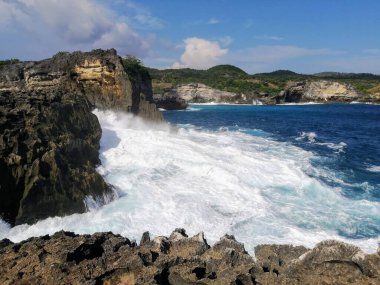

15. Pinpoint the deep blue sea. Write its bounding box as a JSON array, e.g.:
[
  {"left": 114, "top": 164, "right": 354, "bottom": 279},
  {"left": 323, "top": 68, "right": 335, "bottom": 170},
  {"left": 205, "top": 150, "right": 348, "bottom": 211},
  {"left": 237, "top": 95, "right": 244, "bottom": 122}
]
[
  {"left": 163, "top": 104, "right": 380, "bottom": 244},
  {"left": 164, "top": 104, "right": 380, "bottom": 203},
  {"left": 1, "top": 104, "right": 379, "bottom": 253}
]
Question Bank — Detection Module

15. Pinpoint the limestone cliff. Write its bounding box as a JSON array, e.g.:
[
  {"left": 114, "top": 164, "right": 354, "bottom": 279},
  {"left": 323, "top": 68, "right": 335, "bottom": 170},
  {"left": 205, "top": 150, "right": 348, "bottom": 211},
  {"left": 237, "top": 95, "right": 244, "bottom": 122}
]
[
  {"left": 278, "top": 80, "right": 361, "bottom": 103},
  {"left": 154, "top": 83, "right": 263, "bottom": 107},
  {"left": 153, "top": 80, "right": 369, "bottom": 108},
  {"left": 0, "top": 49, "right": 162, "bottom": 225},
  {"left": 0, "top": 230, "right": 378, "bottom": 284}
]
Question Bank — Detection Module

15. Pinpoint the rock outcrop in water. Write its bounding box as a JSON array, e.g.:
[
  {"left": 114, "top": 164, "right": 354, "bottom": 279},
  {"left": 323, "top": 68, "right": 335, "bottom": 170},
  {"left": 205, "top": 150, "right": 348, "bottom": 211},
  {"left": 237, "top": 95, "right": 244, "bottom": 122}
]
[
  {"left": 0, "top": 230, "right": 378, "bottom": 284},
  {"left": 0, "top": 49, "right": 163, "bottom": 225}
]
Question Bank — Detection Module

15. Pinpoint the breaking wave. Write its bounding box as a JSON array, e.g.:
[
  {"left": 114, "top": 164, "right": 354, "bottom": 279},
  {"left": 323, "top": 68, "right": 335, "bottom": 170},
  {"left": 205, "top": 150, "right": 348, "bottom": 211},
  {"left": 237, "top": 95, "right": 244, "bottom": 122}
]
[{"left": 0, "top": 110, "right": 379, "bottom": 253}]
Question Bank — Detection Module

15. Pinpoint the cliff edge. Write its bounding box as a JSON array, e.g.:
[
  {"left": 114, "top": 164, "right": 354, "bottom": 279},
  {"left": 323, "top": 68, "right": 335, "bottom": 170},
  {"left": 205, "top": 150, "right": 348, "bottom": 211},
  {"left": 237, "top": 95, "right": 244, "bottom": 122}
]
[{"left": 0, "top": 49, "right": 162, "bottom": 225}]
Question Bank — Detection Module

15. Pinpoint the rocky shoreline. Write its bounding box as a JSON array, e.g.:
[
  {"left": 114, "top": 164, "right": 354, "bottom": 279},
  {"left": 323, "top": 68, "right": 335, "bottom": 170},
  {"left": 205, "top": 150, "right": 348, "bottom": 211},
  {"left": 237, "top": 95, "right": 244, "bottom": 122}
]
[
  {"left": 153, "top": 81, "right": 379, "bottom": 110},
  {"left": 1, "top": 50, "right": 379, "bottom": 284},
  {"left": 0, "top": 229, "right": 379, "bottom": 285}
]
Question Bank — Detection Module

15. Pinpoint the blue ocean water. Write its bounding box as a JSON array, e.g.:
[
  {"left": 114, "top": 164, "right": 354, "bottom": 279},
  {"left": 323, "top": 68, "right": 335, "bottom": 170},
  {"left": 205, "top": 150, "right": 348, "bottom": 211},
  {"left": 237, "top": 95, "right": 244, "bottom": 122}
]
[
  {"left": 1, "top": 104, "right": 379, "bottom": 253},
  {"left": 164, "top": 104, "right": 380, "bottom": 239}
]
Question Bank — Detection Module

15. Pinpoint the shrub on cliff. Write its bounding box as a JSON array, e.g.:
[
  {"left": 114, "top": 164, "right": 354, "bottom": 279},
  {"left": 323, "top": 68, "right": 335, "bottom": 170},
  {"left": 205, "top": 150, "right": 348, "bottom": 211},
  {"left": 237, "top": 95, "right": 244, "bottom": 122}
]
[
  {"left": 122, "top": 55, "right": 150, "bottom": 82},
  {"left": 0, "top": 59, "right": 19, "bottom": 67}
]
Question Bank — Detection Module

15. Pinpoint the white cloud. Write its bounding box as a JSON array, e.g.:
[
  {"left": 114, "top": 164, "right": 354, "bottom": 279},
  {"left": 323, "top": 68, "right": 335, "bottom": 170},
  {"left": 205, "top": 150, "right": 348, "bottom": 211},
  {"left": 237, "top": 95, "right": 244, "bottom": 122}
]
[
  {"left": 172, "top": 37, "right": 228, "bottom": 69},
  {"left": 219, "top": 36, "right": 233, "bottom": 46},
  {"left": 2, "top": 0, "right": 113, "bottom": 43},
  {"left": 208, "top": 17, "right": 220, "bottom": 25},
  {"left": 0, "top": 0, "right": 157, "bottom": 58},
  {"left": 362, "top": 49, "right": 380, "bottom": 55},
  {"left": 92, "top": 22, "right": 152, "bottom": 56}
]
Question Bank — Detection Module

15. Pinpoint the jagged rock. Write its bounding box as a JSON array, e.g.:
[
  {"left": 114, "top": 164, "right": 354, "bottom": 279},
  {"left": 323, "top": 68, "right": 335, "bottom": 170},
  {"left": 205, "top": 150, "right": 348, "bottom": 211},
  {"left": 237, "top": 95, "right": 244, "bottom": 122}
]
[
  {"left": 1, "top": 230, "right": 377, "bottom": 284},
  {"left": 0, "top": 49, "right": 163, "bottom": 225},
  {"left": 153, "top": 93, "right": 188, "bottom": 110}
]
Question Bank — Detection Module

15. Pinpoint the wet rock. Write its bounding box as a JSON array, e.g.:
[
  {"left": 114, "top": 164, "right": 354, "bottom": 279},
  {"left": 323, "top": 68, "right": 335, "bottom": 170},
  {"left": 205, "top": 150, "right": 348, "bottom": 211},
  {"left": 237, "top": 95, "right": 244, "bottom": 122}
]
[{"left": 153, "top": 93, "right": 188, "bottom": 110}]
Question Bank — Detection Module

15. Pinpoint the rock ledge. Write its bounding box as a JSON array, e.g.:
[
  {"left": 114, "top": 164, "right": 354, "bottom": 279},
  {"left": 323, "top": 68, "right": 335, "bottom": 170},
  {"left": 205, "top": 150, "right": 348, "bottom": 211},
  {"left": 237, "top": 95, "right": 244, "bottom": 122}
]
[{"left": 0, "top": 230, "right": 378, "bottom": 284}]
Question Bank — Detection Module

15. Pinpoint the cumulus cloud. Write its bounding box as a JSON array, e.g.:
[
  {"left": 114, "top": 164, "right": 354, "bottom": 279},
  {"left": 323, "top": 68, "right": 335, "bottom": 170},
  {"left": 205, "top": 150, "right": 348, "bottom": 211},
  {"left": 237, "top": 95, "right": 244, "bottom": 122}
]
[
  {"left": 0, "top": 0, "right": 155, "bottom": 59},
  {"left": 172, "top": 37, "right": 228, "bottom": 69}
]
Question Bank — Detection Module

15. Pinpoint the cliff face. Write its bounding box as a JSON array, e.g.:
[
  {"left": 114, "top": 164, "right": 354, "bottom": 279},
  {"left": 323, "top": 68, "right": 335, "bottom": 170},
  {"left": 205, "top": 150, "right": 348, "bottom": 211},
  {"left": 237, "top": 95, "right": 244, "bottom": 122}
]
[
  {"left": 153, "top": 83, "right": 263, "bottom": 107},
  {"left": 0, "top": 49, "right": 162, "bottom": 225},
  {"left": 0, "top": 49, "right": 162, "bottom": 119},
  {"left": 153, "top": 80, "right": 369, "bottom": 108},
  {"left": 0, "top": 230, "right": 378, "bottom": 285},
  {"left": 278, "top": 80, "right": 360, "bottom": 103}
]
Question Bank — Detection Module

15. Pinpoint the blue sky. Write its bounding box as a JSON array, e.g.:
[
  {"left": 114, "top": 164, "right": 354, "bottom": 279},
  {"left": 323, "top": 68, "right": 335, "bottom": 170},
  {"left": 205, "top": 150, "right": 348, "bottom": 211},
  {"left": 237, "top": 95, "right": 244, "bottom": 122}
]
[{"left": 1, "top": 0, "right": 379, "bottom": 74}]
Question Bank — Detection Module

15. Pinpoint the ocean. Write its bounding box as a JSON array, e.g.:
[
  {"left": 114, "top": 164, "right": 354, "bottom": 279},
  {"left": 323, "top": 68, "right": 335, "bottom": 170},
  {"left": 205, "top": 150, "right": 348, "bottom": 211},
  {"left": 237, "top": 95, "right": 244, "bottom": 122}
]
[{"left": 1, "top": 104, "right": 379, "bottom": 253}]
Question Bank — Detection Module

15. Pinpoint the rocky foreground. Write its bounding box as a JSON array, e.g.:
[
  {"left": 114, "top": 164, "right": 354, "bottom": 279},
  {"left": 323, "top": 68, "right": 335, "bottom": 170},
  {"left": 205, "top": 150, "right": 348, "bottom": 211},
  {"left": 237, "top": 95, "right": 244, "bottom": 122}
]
[{"left": 0, "top": 229, "right": 379, "bottom": 285}]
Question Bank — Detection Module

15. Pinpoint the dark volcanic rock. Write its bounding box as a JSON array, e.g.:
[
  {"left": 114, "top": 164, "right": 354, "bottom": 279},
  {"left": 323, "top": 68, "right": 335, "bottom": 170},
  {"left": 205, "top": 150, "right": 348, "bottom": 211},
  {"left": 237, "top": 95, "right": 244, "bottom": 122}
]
[
  {"left": 153, "top": 93, "right": 188, "bottom": 110},
  {"left": 0, "top": 91, "right": 112, "bottom": 225},
  {"left": 0, "top": 49, "right": 163, "bottom": 225},
  {"left": 0, "top": 230, "right": 378, "bottom": 285}
]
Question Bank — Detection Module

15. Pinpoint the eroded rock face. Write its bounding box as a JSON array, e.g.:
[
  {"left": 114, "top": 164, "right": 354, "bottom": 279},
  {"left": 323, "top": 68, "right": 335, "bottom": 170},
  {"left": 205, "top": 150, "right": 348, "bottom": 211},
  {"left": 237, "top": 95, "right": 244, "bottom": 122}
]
[
  {"left": 0, "top": 49, "right": 163, "bottom": 225},
  {"left": 159, "top": 83, "right": 263, "bottom": 105},
  {"left": 0, "top": 90, "right": 115, "bottom": 225},
  {"left": 278, "top": 80, "right": 360, "bottom": 103},
  {"left": 0, "top": 230, "right": 378, "bottom": 285},
  {"left": 153, "top": 93, "right": 188, "bottom": 110}
]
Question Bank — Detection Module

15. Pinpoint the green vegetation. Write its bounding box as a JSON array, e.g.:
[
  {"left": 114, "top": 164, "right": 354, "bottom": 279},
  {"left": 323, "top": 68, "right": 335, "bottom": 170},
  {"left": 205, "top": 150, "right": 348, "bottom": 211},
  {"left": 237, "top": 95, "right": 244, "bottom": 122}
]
[
  {"left": 53, "top": 51, "right": 70, "bottom": 58},
  {"left": 0, "top": 59, "right": 19, "bottom": 67},
  {"left": 122, "top": 55, "right": 150, "bottom": 82},
  {"left": 149, "top": 65, "right": 380, "bottom": 95},
  {"left": 148, "top": 65, "right": 282, "bottom": 94}
]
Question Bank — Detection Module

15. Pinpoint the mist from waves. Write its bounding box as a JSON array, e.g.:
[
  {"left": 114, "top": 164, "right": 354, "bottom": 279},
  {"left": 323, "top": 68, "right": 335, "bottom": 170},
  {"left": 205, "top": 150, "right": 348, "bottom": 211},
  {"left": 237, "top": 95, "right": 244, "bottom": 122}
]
[{"left": 1, "top": 109, "right": 379, "bottom": 253}]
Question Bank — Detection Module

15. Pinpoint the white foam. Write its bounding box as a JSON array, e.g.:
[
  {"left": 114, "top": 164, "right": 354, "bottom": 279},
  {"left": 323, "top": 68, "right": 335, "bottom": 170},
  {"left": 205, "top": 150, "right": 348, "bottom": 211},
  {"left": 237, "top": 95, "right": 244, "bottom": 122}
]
[
  {"left": 0, "top": 110, "right": 379, "bottom": 254},
  {"left": 278, "top": 102, "right": 323, "bottom": 105},
  {"left": 296, "top": 131, "right": 317, "bottom": 143},
  {"left": 367, "top": 165, "right": 380, "bottom": 173},
  {"left": 296, "top": 132, "right": 347, "bottom": 153}
]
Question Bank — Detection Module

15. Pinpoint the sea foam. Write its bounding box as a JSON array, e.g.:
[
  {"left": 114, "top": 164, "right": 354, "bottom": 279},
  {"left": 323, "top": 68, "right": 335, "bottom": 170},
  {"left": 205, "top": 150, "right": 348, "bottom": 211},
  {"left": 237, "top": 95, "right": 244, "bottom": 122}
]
[{"left": 0, "top": 110, "right": 379, "bottom": 253}]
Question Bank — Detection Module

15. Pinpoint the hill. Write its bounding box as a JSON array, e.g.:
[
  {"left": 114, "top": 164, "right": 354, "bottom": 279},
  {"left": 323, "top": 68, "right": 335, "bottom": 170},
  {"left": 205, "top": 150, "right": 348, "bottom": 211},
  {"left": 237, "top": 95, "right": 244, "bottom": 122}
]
[{"left": 149, "top": 65, "right": 380, "bottom": 96}]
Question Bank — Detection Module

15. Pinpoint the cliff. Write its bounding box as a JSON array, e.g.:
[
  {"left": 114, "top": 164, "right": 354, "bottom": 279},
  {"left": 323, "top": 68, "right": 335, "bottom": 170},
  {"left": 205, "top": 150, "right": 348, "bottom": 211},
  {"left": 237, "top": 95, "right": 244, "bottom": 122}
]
[
  {"left": 0, "top": 49, "right": 162, "bottom": 225},
  {"left": 277, "top": 81, "right": 361, "bottom": 103},
  {"left": 153, "top": 83, "right": 263, "bottom": 108},
  {"left": 0, "top": 230, "right": 378, "bottom": 284},
  {"left": 153, "top": 80, "right": 374, "bottom": 109}
]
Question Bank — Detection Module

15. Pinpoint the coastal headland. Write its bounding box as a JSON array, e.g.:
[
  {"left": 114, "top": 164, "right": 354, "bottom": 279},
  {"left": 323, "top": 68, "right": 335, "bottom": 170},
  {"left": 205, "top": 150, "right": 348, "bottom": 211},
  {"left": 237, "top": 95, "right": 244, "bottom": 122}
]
[{"left": 0, "top": 50, "right": 379, "bottom": 284}]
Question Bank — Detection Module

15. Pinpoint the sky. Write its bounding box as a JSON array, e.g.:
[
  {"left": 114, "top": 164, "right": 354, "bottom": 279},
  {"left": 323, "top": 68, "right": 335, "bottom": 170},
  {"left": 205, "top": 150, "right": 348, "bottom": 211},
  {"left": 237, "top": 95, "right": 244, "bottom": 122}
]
[{"left": 1, "top": 0, "right": 380, "bottom": 74}]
